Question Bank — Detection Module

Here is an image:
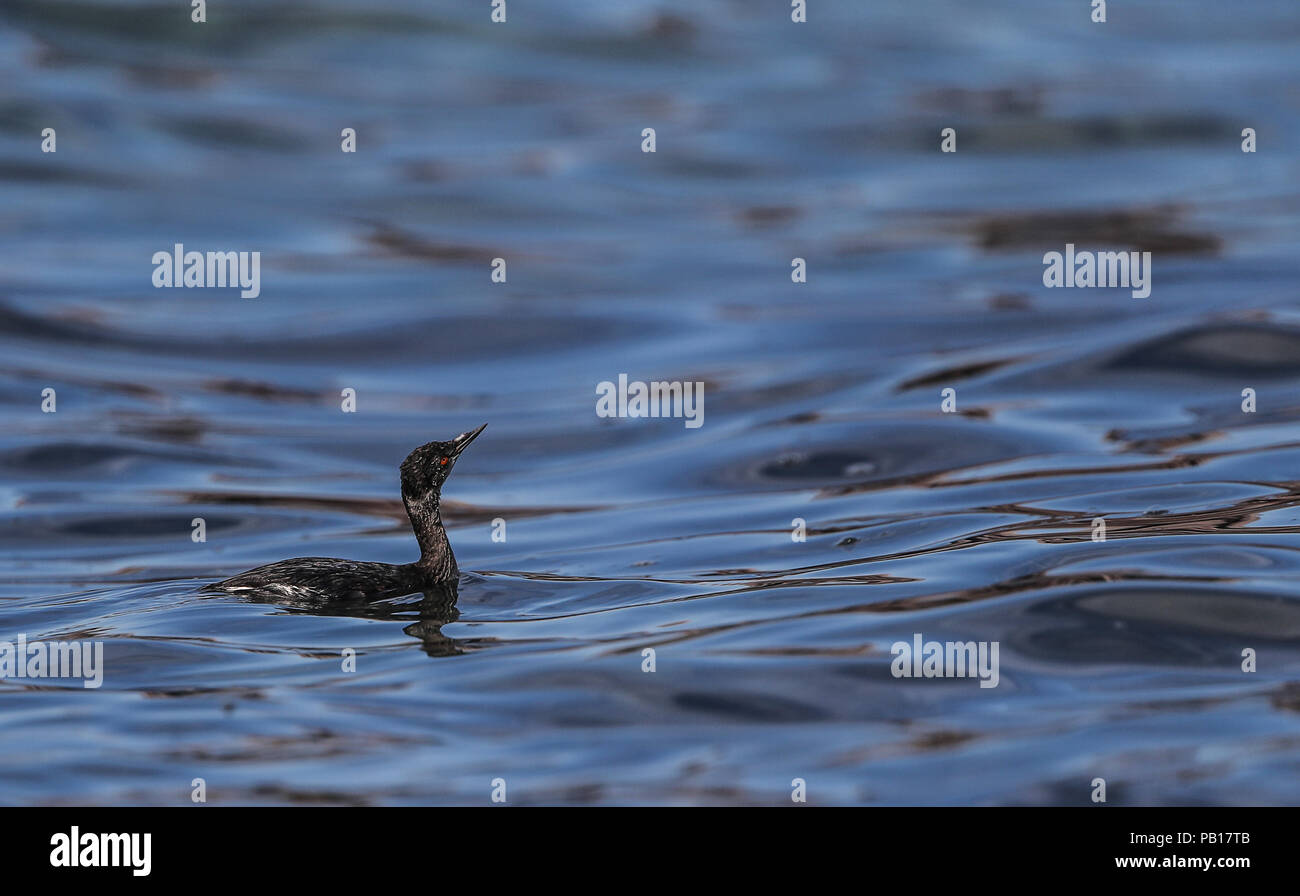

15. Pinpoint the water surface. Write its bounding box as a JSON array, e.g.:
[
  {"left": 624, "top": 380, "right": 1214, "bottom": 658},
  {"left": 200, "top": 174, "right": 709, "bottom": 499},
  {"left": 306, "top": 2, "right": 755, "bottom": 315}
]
[{"left": 1, "top": 0, "right": 1299, "bottom": 805}]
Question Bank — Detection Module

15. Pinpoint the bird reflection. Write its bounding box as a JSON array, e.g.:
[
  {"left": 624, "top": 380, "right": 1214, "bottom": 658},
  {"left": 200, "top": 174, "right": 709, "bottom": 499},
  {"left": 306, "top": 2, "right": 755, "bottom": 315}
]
[{"left": 237, "top": 584, "right": 465, "bottom": 657}]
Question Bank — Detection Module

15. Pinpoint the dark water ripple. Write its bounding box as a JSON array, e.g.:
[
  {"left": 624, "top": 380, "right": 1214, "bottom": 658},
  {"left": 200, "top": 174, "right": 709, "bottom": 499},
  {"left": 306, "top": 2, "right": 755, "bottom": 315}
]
[{"left": 0, "top": 0, "right": 1298, "bottom": 805}]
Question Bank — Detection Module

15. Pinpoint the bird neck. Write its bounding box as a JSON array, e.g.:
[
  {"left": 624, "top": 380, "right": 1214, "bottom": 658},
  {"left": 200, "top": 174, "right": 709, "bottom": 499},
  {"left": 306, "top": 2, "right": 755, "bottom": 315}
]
[{"left": 403, "top": 492, "right": 457, "bottom": 581}]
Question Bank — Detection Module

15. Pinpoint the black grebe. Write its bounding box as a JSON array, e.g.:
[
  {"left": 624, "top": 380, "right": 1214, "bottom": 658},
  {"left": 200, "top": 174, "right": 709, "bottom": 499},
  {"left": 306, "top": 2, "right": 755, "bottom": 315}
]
[{"left": 205, "top": 424, "right": 486, "bottom": 601}]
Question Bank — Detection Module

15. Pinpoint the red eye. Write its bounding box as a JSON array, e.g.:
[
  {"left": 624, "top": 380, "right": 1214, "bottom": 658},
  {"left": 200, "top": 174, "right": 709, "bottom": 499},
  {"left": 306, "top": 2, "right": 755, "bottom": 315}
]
[{"left": 440, "top": 458, "right": 448, "bottom": 466}]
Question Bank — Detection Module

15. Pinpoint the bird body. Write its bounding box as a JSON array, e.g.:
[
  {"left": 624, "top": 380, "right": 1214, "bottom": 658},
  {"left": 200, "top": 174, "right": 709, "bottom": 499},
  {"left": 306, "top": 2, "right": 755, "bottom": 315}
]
[{"left": 208, "top": 558, "right": 431, "bottom": 602}]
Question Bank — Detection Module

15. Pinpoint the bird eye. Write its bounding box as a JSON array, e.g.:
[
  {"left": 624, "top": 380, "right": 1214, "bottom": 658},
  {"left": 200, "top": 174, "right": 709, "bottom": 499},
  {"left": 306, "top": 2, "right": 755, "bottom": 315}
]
[{"left": 440, "top": 457, "right": 449, "bottom": 466}]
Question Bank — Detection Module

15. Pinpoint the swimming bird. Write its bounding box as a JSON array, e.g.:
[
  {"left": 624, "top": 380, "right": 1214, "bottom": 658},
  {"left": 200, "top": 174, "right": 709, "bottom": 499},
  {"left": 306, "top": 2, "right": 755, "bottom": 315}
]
[{"left": 205, "top": 424, "right": 486, "bottom": 602}]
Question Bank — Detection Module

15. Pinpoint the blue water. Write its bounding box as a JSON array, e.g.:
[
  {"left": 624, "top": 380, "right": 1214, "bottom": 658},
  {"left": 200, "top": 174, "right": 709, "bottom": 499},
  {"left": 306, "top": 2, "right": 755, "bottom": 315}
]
[{"left": 1, "top": 0, "right": 1298, "bottom": 805}]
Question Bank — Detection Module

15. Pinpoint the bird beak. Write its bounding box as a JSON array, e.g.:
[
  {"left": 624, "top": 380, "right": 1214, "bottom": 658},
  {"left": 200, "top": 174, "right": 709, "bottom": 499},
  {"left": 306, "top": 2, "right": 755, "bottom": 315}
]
[{"left": 449, "top": 423, "right": 487, "bottom": 457}]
